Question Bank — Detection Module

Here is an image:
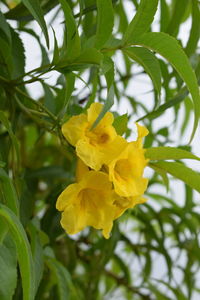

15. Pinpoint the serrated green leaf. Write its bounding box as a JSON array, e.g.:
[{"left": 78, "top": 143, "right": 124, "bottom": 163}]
[
  {"left": 123, "top": 0, "right": 159, "bottom": 44},
  {"left": 10, "top": 27, "right": 25, "bottom": 78},
  {"left": 59, "top": 0, "right": 81, "bottom": 61},
  {"left": 21, "top": 0, "right": 49, "bottom": 48},
  {"left": 95, "top": 0, "right": 114, "bottom": 49},
  {"left": 0, "top": 204, "right": 35, "bottom": 300},
  {"left": 0, "top": 10, "right": 11, "bottom": 44},
  {"left": 124, "top": 47, "right": 161, "bottom": 94},
  {"left": 131, "top": 32, "right": 200, "bottom": 140},
  {"left": 146, "top": 147, "right": 200, "bottom": 161},
  {"left": 150, "top": 161, "right": 200, "bottom": 193}
]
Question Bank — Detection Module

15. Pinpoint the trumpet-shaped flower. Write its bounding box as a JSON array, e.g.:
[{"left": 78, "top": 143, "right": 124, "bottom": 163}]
[
  {"left": 62, "top": 103, "right": 126, "bottom": 170},
  {"left": 108, "top": 142, "right": 148, "bottom": 197},
  {"left": 56, "top": 168, "right": 116, "bottom": 239}
]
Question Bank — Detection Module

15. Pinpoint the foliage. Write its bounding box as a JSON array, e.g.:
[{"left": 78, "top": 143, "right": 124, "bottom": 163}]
[{"left": 0, "top": 0, "right": 200, "bottom": 299}]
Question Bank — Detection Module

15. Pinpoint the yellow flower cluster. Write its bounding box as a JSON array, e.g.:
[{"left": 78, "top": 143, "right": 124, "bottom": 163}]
[{"left": 56, "top": 103, "right": 149, "bottom": 238}]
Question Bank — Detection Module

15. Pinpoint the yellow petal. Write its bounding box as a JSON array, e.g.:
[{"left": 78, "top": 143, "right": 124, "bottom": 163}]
[
  {"left": 56, "top": 183, "right": 80, "bottom": 211},
  {"left": 76, "top": 158, "right": 89, "bottom": 182},
  {"left": 76, "top": 138, "right": 104, "bottom": 170},
  {"left": 87, "top": 102, "right": 114, "bottom": 127},
  {"left": 62, "top": 114, "right": 88, "bottom": 146},
  {"left": 133, "top": 123, "right": 149, "bottom": 148}
]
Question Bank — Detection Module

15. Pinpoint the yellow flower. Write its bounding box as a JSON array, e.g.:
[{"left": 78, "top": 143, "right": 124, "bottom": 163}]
[
  {"left": 112, "top": 192, "right": 147, "bottom": 219},
  {"left": 107, "top": 124, "right": 149, "bottom": 197},
  {"left": 56, "top": 167, "right": 116, "bottom": 239},
  {"left": 62, "top": 103, "right": 126, "bottom": 170}
]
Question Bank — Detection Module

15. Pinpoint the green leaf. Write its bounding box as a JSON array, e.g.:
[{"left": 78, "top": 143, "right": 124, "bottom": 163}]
[
  {"left": 0, "top": 204, "right": 35, "bottom": 300},
  {"left": 0, "top": 33, "right": 13, "bottom": 76},
  {"left": 150, "top": 161, "right": 200, "bottom": 193},
  {"left": 0, "top": 111, "right": 20, "bottom": 167},
  {"left": 113, "top": 114, "right": 128, "bottom": 135},
  {"left": 123, "top": 0, "right": 159, "bottom": 44},
  {"left": 10, "top": 27, "right": 25, "bottom": 79},
  {"left": 45, "top": 256, "right": 80, "bottom": 300},
  {"left": 160, "top": 0, "right": 170, "bottom": 32},
  {"left": 0, "top": 169, "right": 19, "bottom": 216},
  {"left": 130, "top": 32, "right": 200, "bottom": 141},
  {"left": 91, "top": 57, "right": 115, "bottom": 129},
  {"left": 0, "top": 10, "right": 11, "bottom": 44},
  {"left": 146, "top": 147, "right": 200, "bottom": 161},
  {"left": 21, "top": 0, "right": 49, "bottom": 48},
  {"left": 166, "top": 0, "right": 189, "bottom": 36},
  {"left": 0, "top": 235, "right": 17, "bottom": 300},
  {"left": 27, "top": 222, "right": 44, "bottom": 294},
  {"left": 149, "top": 162, "right": 169, "bottom": 190},
  {"left": 52, "top": 27, "right": 60, "bottom": 65},
  {"left": 185, "top": 0, "right": 200, "bottom": 56},
  {"left": 137, "top": 86, "right": 188, "bottom": 122},
  {"left": 124, "top": 47, "right": 161, "bottom": 94},
  {"left": 59, "top": 0, "right": 81, "bottom": 61},
  {"left": 95, "top": 0, "right": 114, "bottom": 49}
]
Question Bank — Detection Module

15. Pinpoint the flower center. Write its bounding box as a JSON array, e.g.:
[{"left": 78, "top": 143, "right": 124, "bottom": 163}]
[
  {"left": 78, "top": 188, "right": 102, "bottom": 209},
  {"left": 114, "top": 159, "right": 131, "bottom": 181}
]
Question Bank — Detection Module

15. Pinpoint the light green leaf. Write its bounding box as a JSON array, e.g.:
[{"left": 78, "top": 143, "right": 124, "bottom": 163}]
[
  {"left": 123, "top": 0, "right": 159, "bottom": 44},
  {"left": 0, "top": 204, "right": 35, "bottom": 300},
  {"left": 21, "top": 0, "right": 49, "bottom": 47},
  {"left": 113, "top": 114, "right": 128, "bottom": 135},
  {"left": 0, "top": 235, "right": 17, "bottom": 300},
  {"left": 124, "top": 47, "right": 161, "bottom": 94},
  {"left": 160, "top": 0, "right": 170, "bottom": 32},
  {"left": 150, "top": 161, "right": 200, "bottom": 193},
  {"left": 0, "top": 169, "right": 19, "bottom": 216},
  {"left": 166, "top": 0, "right": 189, "bottom": 36},
  {"left": 59, "top": 0, "right": 81, "bottom": 61},
  {"left": 185, "top": 0, "right": 200, "bottom": 56},
  {"left": 137, "top": 86, "right": 188, "bottom": 122},
  {"left": 95, "top": 0, "right": 114, "bottom": 49},
  {"left": 149, "top": 162, "right": 169, "bottom": 190},
  {"left": 130, "top": 32, "right": 200, "bottom": 141},
  {"left": 91, "top": 57, "right": 114, "bottom": 129},
  {"left": 146, "top": 147, "right": 200, "bottom": 161}
]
